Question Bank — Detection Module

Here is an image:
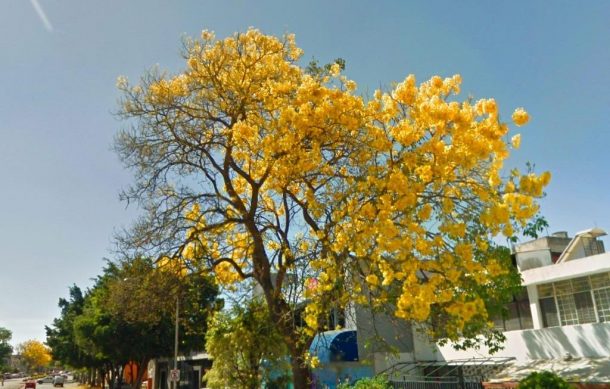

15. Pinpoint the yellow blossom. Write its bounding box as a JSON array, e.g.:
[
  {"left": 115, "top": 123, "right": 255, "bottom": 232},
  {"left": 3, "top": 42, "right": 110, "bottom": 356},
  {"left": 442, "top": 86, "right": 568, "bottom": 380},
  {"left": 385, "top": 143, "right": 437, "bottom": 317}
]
[
  {"left": 329, "top": 63, "right": 341, "bottom": 77},
  {"left": 512, "top": 107, "right": 530, "bottom": 126},
  {"left": 366, "top": 274, "right": 379, "bottom": 286},
  {"left": 511, "top": 134, "right": 521, "bottom": 149},
  {"left": 200, "top": 29, "right": 215, "bottom": 41}
]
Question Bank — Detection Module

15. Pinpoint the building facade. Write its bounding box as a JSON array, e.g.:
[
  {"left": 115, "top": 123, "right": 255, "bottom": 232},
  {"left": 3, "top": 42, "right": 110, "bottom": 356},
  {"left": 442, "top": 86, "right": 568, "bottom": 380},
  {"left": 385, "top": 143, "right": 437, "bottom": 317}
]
[
  {"left": 434, "top": 228, "right": 610, "bottom": 382},
  {"left": 342, "top": 228, "right": 610, "bottom": 385}
]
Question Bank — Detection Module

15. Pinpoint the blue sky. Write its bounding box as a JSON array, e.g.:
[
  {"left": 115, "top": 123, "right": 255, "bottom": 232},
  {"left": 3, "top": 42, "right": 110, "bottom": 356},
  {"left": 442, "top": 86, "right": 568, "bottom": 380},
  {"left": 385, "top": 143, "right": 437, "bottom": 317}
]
[{"left": 0, "top": 0, "right": 609, "bottom": 347}]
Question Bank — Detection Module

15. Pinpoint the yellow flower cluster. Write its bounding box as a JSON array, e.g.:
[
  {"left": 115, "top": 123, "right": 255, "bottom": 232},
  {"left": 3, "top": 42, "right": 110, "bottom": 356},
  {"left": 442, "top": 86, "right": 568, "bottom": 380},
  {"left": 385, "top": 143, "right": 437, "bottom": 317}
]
[
  {"left": 512, "top": 107, "right": 530, "bottom": 126},
  {"left": 303, "top": 352, "right": 321, "bottom": 368}
]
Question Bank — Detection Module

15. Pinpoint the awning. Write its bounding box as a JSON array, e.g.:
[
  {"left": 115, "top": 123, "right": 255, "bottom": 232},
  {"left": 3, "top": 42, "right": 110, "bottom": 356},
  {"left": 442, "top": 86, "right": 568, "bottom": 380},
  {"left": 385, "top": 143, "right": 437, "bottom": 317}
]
[
  {"left": 309, "top": 330, "right": 359, "bottom": 364},
  {"left": 381, "top": 357, "right": 515, "bottom": 380}
]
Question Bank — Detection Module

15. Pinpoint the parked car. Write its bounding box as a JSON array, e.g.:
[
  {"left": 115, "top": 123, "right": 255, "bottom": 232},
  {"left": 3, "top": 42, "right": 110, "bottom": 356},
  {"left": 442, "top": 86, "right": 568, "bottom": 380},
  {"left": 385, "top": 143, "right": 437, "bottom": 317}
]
[
  {"left": 52, "top": 375, "right": 64, "bottom": 388},
  {"left": 25, "top": 380, "right": 36, "bottom": 389},
  {"left": 37, "top": 376, "right": 54, "bottom": 384}
]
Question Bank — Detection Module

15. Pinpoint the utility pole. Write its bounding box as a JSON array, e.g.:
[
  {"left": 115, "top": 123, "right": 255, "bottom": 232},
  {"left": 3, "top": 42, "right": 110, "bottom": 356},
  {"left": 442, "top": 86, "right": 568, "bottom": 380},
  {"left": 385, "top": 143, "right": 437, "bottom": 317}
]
[{"left": 171, "top": 297, "right": 179, "bottom": 389}]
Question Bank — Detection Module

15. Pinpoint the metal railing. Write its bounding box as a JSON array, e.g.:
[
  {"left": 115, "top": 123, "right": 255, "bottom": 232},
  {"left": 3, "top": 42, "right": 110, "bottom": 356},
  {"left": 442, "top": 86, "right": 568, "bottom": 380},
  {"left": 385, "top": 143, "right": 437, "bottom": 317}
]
[{"left": 389, "top": 376, "right": 484, "bottom": 389}]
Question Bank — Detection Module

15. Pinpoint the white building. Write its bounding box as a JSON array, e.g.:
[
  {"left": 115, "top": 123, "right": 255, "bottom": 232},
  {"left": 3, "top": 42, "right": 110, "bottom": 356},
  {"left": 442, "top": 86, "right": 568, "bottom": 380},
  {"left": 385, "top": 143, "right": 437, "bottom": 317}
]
[{"left": 432, "top": 228, "right": 610, "bottom": 382}]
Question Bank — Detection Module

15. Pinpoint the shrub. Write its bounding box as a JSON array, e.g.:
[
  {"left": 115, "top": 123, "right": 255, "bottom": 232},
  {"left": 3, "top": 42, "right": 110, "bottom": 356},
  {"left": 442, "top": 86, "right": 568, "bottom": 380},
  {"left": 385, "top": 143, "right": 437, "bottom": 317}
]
[
  {"left": 517, "top": 371, "right": 573, "bottom": 389},
  {"left": 337, "top": 375, "right": 392, "bottom": 389}
]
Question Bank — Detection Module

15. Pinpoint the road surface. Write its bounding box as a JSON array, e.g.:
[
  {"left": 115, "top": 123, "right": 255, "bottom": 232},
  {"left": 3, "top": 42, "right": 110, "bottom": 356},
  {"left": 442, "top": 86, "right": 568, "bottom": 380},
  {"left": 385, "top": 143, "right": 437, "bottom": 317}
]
[{"left": 2, "top": 379, "right": 78, "bottom": 389}]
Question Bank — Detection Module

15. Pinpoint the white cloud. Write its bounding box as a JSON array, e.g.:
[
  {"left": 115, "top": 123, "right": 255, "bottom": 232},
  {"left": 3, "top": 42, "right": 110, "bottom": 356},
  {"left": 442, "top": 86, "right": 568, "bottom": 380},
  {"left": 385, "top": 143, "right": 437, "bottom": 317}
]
[{"left": 29, "top": 0, "right": 54, "bottom": 32}]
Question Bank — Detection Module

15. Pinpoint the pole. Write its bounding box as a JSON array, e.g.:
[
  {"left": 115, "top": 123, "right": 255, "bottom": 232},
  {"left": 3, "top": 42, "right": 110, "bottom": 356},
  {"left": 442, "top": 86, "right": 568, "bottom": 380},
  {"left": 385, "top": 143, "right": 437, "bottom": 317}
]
[{"left": 171, "top": 297, "right": 179, "bottom": 389}]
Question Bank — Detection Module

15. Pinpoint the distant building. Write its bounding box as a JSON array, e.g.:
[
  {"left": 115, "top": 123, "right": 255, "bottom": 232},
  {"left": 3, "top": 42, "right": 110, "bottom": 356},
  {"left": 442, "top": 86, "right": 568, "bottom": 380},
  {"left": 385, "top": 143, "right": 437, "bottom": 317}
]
[
  {"left": 7, "top": 354, "right": 25, "bottom": 372},
  {"left": 148, "top": 351, "right": 211, "bottom": 389}
]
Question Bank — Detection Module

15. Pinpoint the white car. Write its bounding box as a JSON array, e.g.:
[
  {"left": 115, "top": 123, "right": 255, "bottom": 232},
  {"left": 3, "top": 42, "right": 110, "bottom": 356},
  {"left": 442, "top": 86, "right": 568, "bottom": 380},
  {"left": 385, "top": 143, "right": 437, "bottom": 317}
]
[
  {"left": 37, "top": 376, "right": 54, "bottom": 384},
  {"left": 52, "top": 376, "right": 64, "bottom": 387}
]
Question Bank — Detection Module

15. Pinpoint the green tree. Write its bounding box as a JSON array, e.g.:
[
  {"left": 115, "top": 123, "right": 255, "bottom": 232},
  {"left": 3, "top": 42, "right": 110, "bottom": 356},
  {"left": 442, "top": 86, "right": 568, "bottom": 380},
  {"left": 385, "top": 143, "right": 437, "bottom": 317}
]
[
  {"left": 103, "top": 256, "right": 220, "bottom": 345},
  {"left": 0, "top": 327, "right": 13, "bottom": 372},
  {"left": 204, "top": 300, "right": 289, "bottom": 389},
  {"left": 46, "top": 285, "right": 92, "bottom": 369},
  {"left": 103, "top": 257, "right": 221, "bottom": 389},
  {"left": 64, "top": 259, "right": 219, "bottom": 389}
]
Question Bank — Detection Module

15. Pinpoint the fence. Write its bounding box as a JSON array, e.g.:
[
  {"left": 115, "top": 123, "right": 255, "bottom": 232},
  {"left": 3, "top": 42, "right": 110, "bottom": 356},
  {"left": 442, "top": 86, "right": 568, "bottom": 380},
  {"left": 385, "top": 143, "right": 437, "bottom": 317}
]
[{"left": 389, "top": 376, "right": 484, "bottom": 389}]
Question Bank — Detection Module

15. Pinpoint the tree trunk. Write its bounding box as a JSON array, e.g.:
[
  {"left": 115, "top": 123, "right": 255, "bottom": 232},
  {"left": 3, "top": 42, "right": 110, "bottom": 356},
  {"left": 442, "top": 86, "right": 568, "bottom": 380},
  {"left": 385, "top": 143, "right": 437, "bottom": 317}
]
[
  {"left": 106, "top": 363, "right": 116, "bottom": 389},
  {"left": 132, "top": 358, "right": 150, "bottom": 389},
  {"left": 274, "top": 307, "right": 312, "bottom": 389},
  {"left": 290, "top": 355, "right": 311, "bottom": 389},
  {"left": 254, "top": 250, "right": 313, "bottom": 389},
  {"left": 116, "top": 365, "right": 124, "bottom": 389},
  {"left": 266, "top": 301, "right": 313, "bottom": 389},
  {"left": 100, "top": 368, "right": 106, "bottom": 389}
]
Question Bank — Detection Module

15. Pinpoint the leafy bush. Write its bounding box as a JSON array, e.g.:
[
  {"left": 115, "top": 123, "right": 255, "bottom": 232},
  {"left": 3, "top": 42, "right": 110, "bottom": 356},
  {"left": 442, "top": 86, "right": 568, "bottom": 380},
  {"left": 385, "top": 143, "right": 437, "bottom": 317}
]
[
  {"left": 517, "top": 371, "right": 573, "bottom": 389},
  {"left": 337, "top": 375, "right": 392, "bottom": 389}
]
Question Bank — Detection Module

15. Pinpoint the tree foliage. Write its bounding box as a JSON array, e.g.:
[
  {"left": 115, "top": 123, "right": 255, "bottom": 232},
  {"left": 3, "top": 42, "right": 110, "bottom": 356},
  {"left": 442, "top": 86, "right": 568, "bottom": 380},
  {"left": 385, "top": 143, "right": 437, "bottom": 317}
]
[
  {"left": 115, "top": 28, "right": 550, "bottom": 387},
  {"left": 0, "top": 327, "right": 13, "bottom": 372},
  {"left": 46, "top": 260, "right": 219, "bottom": 389},
  {"left": 102, "top": 257, "right": 221, "bottom": 354},
  {"left": 18, "top": 340, "right": 51, "bottom": 372},
  {"left": 517, "top": 371, "right": 573, "bottom": 389},
  {"left": 522, "top": 213, "right": 549, "bottom": 240},
  {"left": 45, "top": 285, "right": 91, "bottom": 369},
  {"left": 337, "top": 375, "right": 392, "bottom": 389},
  {"left": 204, "top": 300, "right": 289, "bottom": 389}
]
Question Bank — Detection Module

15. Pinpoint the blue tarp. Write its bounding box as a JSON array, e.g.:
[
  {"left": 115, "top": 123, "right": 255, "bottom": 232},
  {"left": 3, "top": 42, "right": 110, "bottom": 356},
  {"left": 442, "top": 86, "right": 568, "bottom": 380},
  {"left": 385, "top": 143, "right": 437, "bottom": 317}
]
[
  {"left": 309, "top": 330, "right": 359, "bottom": 364},
  {"left": 309, "top": 330, "right": 374, "bottom": 388}
]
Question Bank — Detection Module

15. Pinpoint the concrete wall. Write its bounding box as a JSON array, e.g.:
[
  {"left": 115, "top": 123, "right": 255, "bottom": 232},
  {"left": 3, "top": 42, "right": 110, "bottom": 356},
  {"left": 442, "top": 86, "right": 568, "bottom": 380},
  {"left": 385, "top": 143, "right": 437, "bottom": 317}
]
[
  {"left": 514, "top": 236, "right": 571, "bottom": 255},
  {"left": 521, "top": 252, "right": 610, "bottom": 286},
  {"left": 436, "top": 323, "right": 610, "bottom": 362},
  {"left": 354, "top": 305, "right": 414, "bottom": 361}
]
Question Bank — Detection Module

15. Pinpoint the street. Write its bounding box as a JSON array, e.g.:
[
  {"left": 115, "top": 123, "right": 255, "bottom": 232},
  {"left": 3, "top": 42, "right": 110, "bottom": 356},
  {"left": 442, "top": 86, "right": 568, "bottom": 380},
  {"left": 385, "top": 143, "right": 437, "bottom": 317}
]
[{"left": 1, "top": 379, "right": 78, "bottom": 389}]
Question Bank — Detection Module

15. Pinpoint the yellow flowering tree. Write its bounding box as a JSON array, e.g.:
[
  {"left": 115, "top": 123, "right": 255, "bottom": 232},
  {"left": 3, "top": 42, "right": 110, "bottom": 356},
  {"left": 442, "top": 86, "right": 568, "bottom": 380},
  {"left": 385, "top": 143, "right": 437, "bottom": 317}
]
[
  {"left": 115, "top": 29, "right": 549, "bottom": 388},
  {"left": 18, "top": 340, "right": 52, "bottom": 372}
]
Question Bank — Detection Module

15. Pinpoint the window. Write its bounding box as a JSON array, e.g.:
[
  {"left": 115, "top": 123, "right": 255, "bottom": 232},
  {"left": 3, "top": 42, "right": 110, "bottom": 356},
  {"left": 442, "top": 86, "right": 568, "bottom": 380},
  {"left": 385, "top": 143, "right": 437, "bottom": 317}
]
[
  {"left": 517, "top": 299, "right": 533, "bottom": 329},
  {"left": 556, "top": 294, "right": 578, "bottom": 326},
  {"left": 504, "top": 302, "right": 523, "bottom": 331},
  {"left": 537, "top": 284, "right": 554, "bottom": 298},
  {"left": 594, "top": 288, "right": 610, "bottom": 322},
  {"left": 574, "top": 291, "right": 597, "bottom": 324},
  {"left": 572, "top": 276, "right": 591, "bottom": 292},
  {"left": 574, "top": 291, "right": 596, "bottom": 324},
  {"left": 591, "top": 273, "right": 610, "bottom": 289},
  {"left": 539, "top": 297, "right": 559, "bottom": 327},
  {"left": 492, "top": 288, "right": 533, "bottom": 331},
  {"left": 537, "top": 272, "right": 610, "bottom": 328},
  {"left": 554, "top": 280, "right": 573, "bottom": 295}
]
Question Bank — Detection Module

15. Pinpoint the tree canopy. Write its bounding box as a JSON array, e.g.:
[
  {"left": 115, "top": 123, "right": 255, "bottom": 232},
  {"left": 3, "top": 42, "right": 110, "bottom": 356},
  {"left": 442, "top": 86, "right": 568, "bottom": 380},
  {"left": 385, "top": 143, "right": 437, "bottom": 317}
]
[
  {"left": 115, "top": 28, "right": 550, "bottom": 388},
  {"left": 0, "top": 327, "right": 13, "bottom": 372},
  {"left": 18, "top": 340, "right": 51, "bottom": 372},
  {"left": 204, "top": 300, "right": 289, "bottom": 389},
  {"left": 45, "top": 285, "right": 90, "bottom": 370},
  {"left": 46, "top": 260, "right": 219, "bottom": 389}
]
